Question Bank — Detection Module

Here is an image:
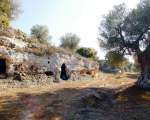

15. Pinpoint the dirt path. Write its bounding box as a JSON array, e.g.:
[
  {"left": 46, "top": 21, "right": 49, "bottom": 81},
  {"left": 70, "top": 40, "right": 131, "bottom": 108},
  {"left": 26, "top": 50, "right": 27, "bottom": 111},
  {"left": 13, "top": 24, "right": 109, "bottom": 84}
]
[{"left": 0, "top": 73, "right": 149, "bottom": 120}]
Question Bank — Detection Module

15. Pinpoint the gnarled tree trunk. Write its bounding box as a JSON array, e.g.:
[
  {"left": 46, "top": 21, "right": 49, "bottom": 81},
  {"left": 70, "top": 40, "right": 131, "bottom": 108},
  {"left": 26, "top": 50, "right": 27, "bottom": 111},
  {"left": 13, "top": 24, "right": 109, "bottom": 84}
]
[{"left": 137, "top": 48, "right": 150, "bottom": 89}]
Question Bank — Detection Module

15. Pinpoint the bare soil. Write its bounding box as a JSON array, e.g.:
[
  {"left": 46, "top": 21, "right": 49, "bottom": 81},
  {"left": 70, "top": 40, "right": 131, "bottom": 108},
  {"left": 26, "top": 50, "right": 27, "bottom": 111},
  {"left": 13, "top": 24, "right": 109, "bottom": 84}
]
[{"left": 0, "top": 73, "right": 149, "bottom": 120}]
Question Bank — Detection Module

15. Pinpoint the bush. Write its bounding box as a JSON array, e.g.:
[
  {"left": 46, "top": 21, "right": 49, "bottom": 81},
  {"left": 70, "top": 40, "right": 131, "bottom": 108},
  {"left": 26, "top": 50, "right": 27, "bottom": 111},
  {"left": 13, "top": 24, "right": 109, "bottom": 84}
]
[
  {"left": 76, "top": 47, "right": 99, "bottom": 61},
  {"left": 106, "top": 51, "right": 128, "bottom": 69},
  {"left": 0, "top": 15, "right": 9, "bottom": 29},
  {"left": 0, "top": 0, "right": 21, "bottom": 20},
  {"left": 123, "top": 63, "right": 140, "bottom": 72}
]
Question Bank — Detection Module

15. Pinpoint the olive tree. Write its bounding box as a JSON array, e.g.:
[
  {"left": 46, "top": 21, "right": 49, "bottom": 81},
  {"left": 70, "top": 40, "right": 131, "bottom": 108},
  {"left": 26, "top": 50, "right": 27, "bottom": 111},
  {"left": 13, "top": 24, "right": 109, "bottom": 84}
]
[
  {"left": 30, "top": 25, "right": 51, "bottom": 44},
  {"left": 106, "top": 51, "right": 128, "bottom": 69},
  {"left": 0, "top": 0, "right": 21, "bottom": 29},
  {"left": 99, "top": 0, "right": 150, "bottom": 89},
  {"left": 0, "top": 0, "right": 21, "bottom": 20},
  {"left": 0, "top": 15, "right": 9, "bottom": 29},
  {"left": 60, "top": 33, "right": 80, "bottom": 50}
]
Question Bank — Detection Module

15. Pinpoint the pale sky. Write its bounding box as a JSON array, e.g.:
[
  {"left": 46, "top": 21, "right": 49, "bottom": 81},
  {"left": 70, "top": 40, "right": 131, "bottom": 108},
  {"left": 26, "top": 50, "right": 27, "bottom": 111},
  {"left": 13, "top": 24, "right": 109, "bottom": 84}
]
[{"left": 11, "top": 0, "right": 139, "bottom": 59}]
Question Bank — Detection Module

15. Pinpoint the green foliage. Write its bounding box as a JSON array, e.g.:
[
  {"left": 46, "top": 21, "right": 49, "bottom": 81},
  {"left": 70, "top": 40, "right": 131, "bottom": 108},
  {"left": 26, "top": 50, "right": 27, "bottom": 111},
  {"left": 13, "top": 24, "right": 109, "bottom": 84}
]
[
  {"left": 123, "top": 62, "right": 140, "bottom": 72},
  {"left": 76, "top": 47, "right": 98, "bottom": 61},
  {"left": 30, "top": 25, "right": 51, "bottom": 44},
  {"left": 99, "top": 3, "right": 128, "bottom": 50},
  {"left": 106, "top": 51, "right": 128, "bottom": 68},
  {"left": 60, "top": 33, "right": 80, "bottom": 50},
  {"left": 99, "top": 0, "right": 150, "bottom": 55},
  {"left": 0, "top": 15, "right": 9, "bottom": 29},
  {"left": 0, "top": 0, "right": 21, "bottom": 20}
]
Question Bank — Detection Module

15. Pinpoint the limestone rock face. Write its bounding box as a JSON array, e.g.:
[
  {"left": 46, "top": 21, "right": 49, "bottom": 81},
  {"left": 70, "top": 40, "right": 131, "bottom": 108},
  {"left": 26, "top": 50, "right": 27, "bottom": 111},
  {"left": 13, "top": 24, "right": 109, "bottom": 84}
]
[
  {"left": 0, "top": 46, "right": 9, "bottom": 55},
  {"left": 9, "top": 52, "right": 99, "bottom": 74},
  {"left": 0, "top": 36, "right": 27, "bottom": 48},
  {"left": 48, "top": 53, "right": 99, "bottom": 73},
  {"left": 0, "top": 36, "right": 99, "bottom": 76}
]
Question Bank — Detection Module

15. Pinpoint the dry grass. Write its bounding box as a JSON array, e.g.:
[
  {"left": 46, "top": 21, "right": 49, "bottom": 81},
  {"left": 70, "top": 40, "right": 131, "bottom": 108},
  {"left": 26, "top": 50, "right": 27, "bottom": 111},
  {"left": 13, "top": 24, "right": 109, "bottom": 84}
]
[
  {"left": 0, "top": 30, "right": 14, "bottom": 38},
  {"left": 0, "top": 72, "right": 149, "bottom": 120}
]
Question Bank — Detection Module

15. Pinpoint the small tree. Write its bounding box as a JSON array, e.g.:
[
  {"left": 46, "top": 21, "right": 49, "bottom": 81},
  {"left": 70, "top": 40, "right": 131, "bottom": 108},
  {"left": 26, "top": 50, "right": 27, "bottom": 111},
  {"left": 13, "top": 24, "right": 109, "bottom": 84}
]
[
  {"left": 60, "top": 33, "right": 80, "bottom": 50},
  {"left": 0, "top": 0, "right": 21, "bottom": 20},
  {"left": 99, "top": 0, "right": 150, "bottom": 89},
  {"left": 0, "top": 15, "right": 9, "bottom": 29},
  {"left": 76, "top": 47, "right": 98, "bottom": 61},
  {"left": 106, "top": 51, "right": 128, "bottom": 69},
  {"left": 0, "top": 0, "right": 21, "bottom": 29},
  {"left": 30, "top": 25, "right": 51, "bottom": 44}
]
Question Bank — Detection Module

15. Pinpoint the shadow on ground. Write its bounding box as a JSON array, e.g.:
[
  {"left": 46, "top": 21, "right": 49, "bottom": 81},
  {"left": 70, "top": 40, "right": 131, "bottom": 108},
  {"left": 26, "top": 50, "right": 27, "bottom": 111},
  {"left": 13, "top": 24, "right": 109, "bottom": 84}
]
[
  {"left": 126, "top": 73, "right": 139, "bottom": 79},
  {"left": 0, "top": 85, "right": 150, "bottom": 120}
]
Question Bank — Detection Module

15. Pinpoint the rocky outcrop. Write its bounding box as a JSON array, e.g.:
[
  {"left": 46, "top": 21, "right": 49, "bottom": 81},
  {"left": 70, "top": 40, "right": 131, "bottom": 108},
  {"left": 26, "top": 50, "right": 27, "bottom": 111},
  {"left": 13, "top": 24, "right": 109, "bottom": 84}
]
[
  {"left": 0, "top": 36, "right": 99, "bottom": 81},
  {"left": 0, "top": 36, "right": 27, "bottom": 48},
  {"left": 48, "top": 53, "right": 99, "bottom": 72},
  {"left": 7, "top": 51, "right": 98, "bottom": 74}
]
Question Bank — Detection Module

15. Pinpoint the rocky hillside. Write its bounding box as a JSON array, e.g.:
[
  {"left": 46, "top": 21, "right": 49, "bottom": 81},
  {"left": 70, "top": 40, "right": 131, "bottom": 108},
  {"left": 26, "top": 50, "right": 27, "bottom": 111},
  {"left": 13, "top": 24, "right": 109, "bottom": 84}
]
[{"left": 0, "top": 29, "right": 99, "bottom": 81}]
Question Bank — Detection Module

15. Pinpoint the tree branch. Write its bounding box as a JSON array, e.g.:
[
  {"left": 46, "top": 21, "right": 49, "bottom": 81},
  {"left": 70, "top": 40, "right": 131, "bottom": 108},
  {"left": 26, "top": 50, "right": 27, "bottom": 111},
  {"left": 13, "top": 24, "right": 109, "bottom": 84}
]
[
  {"left": 116, "top": 26, "right": 141, "bottom": 54},
  {"left": 135, "top": 27, "right": 150, "bottom": 45},
  {"left": 114, "top": 25, "right": 150, "bottom": 55},
  {"left": 117, "top": 26, "right": 126, "bottom": 46}
]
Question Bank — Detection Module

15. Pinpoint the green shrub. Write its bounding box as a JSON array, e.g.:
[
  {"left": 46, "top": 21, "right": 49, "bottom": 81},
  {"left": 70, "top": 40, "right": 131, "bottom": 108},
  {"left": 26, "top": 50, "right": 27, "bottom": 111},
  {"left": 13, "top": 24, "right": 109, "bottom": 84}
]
[
  {"left": 106, "top": 51, "right": 128, "bottom": 69},
  {"left": 0, "top": 15, "right": 9, "bottom": 29},
  {"left": 0, "top": 0, "right": 21, "bottom": 20},
  {"left": 76, "top": 47, "right": 99, "bottom": 61}
]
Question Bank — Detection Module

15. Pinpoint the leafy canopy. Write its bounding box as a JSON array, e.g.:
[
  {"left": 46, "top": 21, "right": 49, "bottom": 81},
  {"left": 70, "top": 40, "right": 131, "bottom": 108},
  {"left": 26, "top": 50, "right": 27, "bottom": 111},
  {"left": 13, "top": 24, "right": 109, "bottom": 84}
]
[
  {"left": 0, "top": 15, "right": 9, "bottom": 29},
  {"left": 99, "top": 0, "right": 150, "bottom": 56},
  {"left": 60, "top": 33, "right": 80, "bottom": 50},
  {"left": 76, "top": 47, "right": 98, "bottom": 61},
  {"left": 30, "top": 25, "right": 51, "bottom": 44},
  {"left": 0, "top": 0, "right": 21, "bottom": 20},
  {"left": 0, "top": 0, "right": 21, "bottom": 29},
  {"left": 106, "top": 51, "right": 128, "bottom": 68}
]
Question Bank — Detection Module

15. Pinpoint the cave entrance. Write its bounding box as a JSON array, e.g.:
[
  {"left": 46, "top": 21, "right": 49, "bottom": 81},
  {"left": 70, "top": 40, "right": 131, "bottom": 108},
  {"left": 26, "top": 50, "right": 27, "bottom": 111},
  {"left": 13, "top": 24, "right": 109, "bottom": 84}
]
[
  {"left": 0, "top": 59, "right": 6, "bottom": 74},
  {"left": 60, "top": 63, "right": 69, "bottom": 80},
  {"left": 45, "top": 71, "right": 54, "bottom": 76}
]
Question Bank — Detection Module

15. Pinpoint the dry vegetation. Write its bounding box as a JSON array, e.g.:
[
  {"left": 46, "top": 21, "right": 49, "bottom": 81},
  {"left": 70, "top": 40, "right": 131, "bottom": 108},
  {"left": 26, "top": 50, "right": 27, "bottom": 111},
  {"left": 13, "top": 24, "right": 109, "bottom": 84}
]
[
  {"left": 0, "top": 72, "right": 149, "bottom": 120},
  {"left": 15, "top": 45, "right": 63, "bottom": 56}
]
